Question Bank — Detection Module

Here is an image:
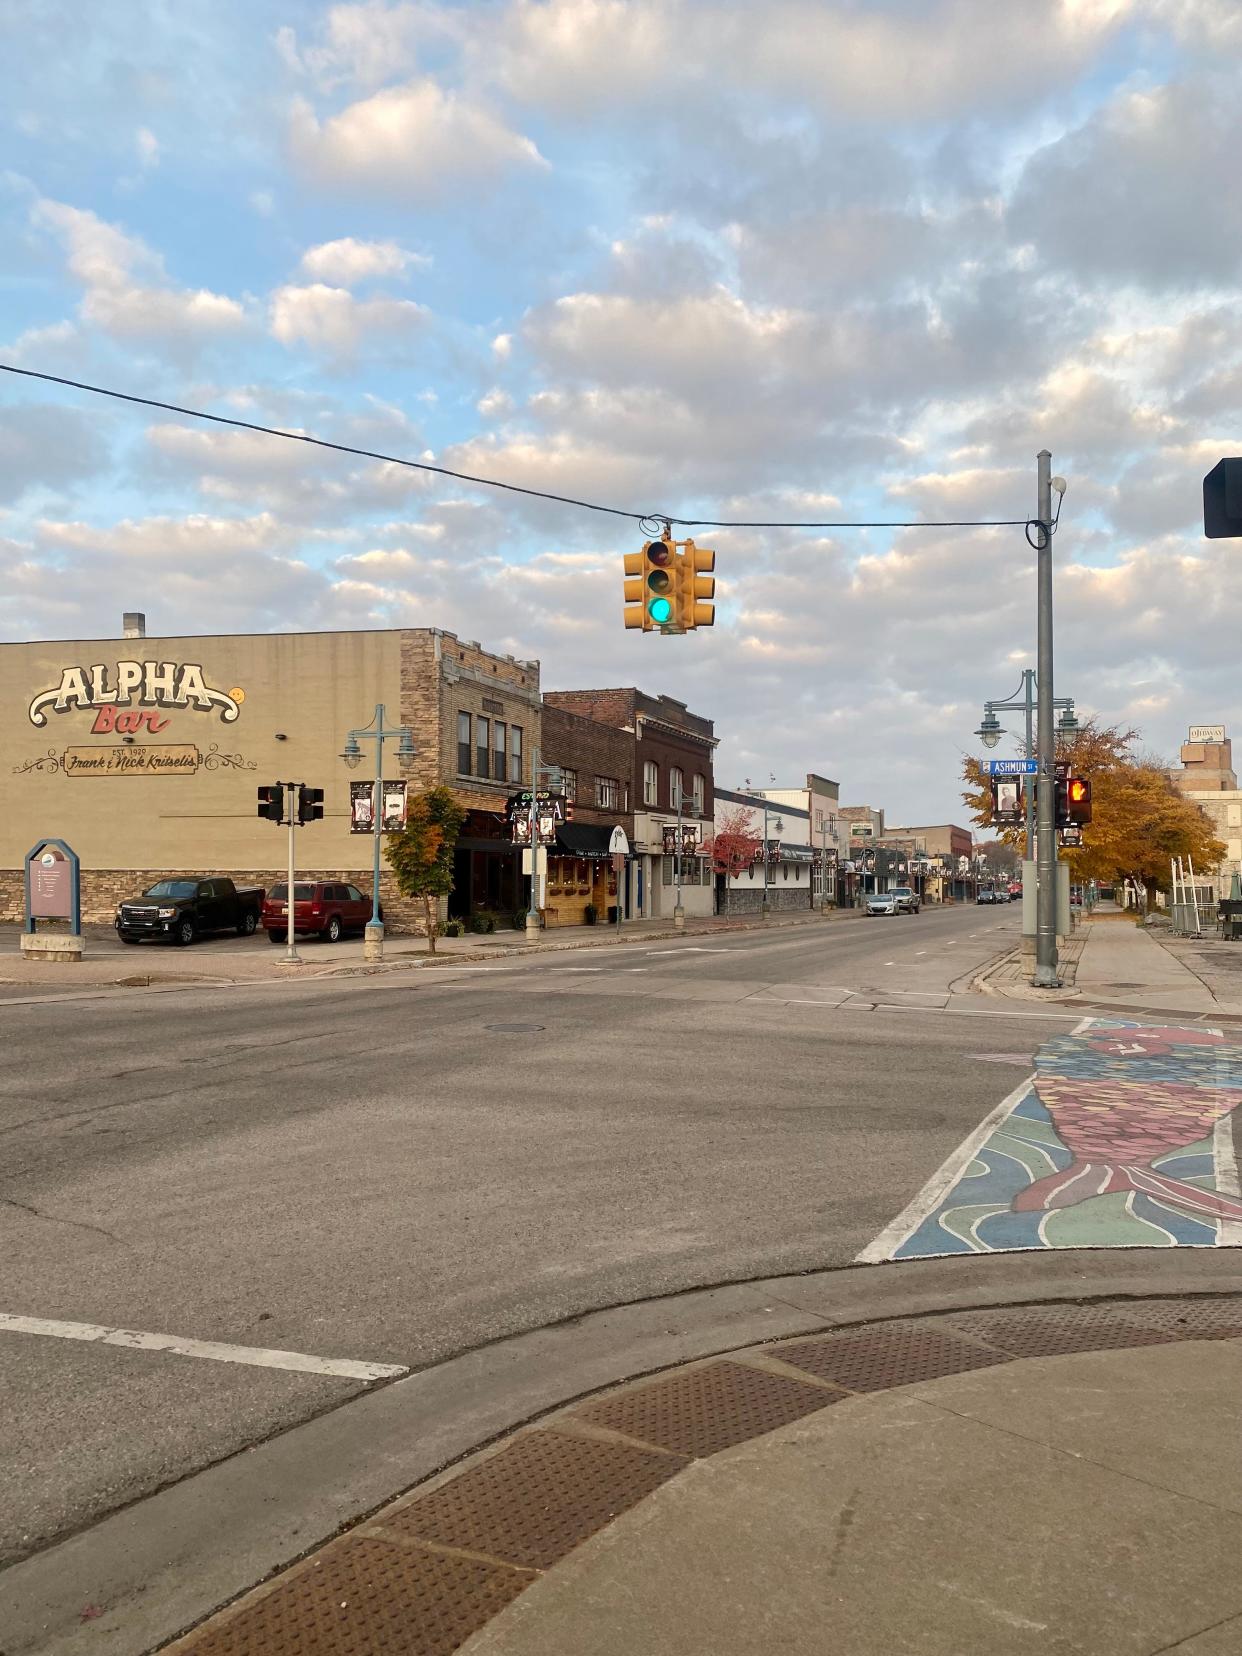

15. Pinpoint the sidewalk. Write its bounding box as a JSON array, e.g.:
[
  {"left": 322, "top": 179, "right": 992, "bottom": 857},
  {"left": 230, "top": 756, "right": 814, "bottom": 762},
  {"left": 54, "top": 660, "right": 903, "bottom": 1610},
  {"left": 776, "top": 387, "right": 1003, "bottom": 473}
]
[
  {"left": 977, "top": 914, "right": 1242, "bottom": 1018},
  {"left": 158, "top": 1291, "right": 1242, "bottom": 1656},
  {"left": 0, "top": 907, "right": 866, "bottom": 996}
]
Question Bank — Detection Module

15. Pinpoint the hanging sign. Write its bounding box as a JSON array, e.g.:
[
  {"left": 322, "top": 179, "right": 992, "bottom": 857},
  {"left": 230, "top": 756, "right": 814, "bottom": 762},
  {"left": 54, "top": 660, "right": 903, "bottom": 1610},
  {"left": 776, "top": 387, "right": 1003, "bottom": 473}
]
[{"left": 350, "top": 780, "right": 407, "bottom": 833}]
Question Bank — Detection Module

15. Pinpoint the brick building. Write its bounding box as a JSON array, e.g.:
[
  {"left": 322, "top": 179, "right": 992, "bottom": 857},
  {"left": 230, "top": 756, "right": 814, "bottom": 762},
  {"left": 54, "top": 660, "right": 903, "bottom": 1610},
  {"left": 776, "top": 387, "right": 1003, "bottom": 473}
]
[
  {"left": 543, "top": 689, "right": 716, "bottom": 920},
  {"left": 2, "top": 619, "right": 540, "bottom": 933},
  {"left": 1169, "top": 726, "right": 1242, "bottom": 899},
  {"left": 538, "top": 701, "right": 636, "bottom": 926}
]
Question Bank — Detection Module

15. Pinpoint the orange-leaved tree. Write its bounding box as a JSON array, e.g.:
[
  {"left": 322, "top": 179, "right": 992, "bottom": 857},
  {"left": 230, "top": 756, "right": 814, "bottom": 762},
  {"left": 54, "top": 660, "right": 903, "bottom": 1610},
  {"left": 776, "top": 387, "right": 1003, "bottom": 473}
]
[
  {"left": 385, "top": 785, "right": 467, "bottom": 951},
  {"left": 702, "top": 804, "right": 762, "bottom": 913},
  {"left": 961, "top": 718, "right": 1224, "bottom": 908}
]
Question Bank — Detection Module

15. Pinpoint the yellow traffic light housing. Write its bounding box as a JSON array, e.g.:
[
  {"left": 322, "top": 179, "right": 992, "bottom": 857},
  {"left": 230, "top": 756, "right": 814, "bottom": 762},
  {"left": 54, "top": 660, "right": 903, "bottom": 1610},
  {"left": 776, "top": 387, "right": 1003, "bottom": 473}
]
[
  {"left": 624, "top": 536, "right": 677, "bottom": 630},
  {"left": 623, "top": 534, "right": 715, "bottom": 633},
  {"left": 682, "top": 537, "right": 715, "bottom": 629}
]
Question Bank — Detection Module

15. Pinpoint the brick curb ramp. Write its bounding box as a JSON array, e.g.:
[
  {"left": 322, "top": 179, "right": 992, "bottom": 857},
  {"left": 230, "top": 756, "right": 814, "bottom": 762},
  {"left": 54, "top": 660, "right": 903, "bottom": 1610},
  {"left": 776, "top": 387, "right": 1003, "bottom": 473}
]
[{"left": 163, "top": 1294, "right": 1242, "bottom": 1656}]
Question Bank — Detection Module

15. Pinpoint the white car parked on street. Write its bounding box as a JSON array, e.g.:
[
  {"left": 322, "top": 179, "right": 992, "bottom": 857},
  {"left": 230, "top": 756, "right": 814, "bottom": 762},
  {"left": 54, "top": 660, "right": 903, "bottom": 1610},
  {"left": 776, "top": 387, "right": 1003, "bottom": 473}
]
[{"left": 865, "top": 891, "right": 898, "bottom": 915}]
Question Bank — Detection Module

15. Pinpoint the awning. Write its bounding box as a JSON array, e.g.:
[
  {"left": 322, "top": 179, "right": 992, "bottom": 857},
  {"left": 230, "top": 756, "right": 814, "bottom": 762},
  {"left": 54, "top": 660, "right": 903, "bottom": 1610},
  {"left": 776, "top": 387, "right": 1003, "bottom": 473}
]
[
  {"left": 779, "top": 845, "right": 815, "bottom": 863},
  {"left": 553, "top": 823, "right": 616, "bottom": 861}
]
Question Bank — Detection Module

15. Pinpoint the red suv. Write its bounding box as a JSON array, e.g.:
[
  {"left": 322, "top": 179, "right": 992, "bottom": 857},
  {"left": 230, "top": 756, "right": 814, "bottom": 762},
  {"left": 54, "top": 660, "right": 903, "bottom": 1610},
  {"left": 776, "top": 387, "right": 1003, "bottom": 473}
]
[{"left": 262, "top": 882, "right": 378, "bottom": 943}]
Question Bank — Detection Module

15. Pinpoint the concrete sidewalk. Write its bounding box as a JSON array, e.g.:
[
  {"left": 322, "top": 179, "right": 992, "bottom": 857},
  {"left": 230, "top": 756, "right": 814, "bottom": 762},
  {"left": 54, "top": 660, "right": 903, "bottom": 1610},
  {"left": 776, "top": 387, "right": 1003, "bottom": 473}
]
[
  {"left": 158, "top": 1292, "right": 1242, "bottom": 1656},
  {"left": 978, "top": 914, "right": 1242, "bottom": 1018}
]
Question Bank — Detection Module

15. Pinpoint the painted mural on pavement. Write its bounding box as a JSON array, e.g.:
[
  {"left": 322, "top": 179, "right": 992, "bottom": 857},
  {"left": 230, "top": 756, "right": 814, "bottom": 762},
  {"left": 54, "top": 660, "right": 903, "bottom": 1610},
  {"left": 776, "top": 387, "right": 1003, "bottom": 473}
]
[{"left": 860, "top": 1019, "right": 1242, "bottom": 1260}]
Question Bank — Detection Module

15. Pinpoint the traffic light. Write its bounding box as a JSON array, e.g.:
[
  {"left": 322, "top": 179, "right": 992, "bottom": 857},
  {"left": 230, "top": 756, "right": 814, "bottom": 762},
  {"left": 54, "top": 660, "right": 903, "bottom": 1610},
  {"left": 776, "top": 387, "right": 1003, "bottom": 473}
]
[
  {"left": 676, "top": 538, "right": 715, "bottom": 630},
  {"left": 297, "top": 785, "right": 324, "bottom": 825},
  {"left": 1203, "top": 458, "right": 1242, "bottom": 538},
  {"left": 624, "top": 535, "right": 675, "bottom": 630},
  {"left": 1055, "top": 774, "right": 1091, "bottom": 828},
  {"left": 257, "top": 783, "right": 283, "bottom": 823},
  {"left": 1066, "top": 775, "right": 1091, "bottom": 826}
]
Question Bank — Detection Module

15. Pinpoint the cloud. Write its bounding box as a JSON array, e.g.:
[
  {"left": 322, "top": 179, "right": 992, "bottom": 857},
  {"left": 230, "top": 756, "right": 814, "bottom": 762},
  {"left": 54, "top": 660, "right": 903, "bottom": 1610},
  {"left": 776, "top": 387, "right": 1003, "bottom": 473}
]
[
  {"left": 136, "top": 127, "right": 160, "bottom": 168},
  {"left": 299, "top": 236, "right": 426, "bottom": 284},
  {"left": 0, "top": 402, "right": 110, "bottom": 505},
  {"left": 275, "top": 2, "right": 458, "bottom": 90},
  {"left": 288, "top": 79, "right": 547, "bottom": 199},
  {"left": 269, "top": 282, "right": 427, "bottom": 360},
  {"left": 31, "top": 198, "right": 247, "bottom": 348},
  {"left": 1011, "top": 76, "right": 1242, "bottom": 289},
  {"left": 495, "top": 0, "right": 1131, "bottom": 120}
]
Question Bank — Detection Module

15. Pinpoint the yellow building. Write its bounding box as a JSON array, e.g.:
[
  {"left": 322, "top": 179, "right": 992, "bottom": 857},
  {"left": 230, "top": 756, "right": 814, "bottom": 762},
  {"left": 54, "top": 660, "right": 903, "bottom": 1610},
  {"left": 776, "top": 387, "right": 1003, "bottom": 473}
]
[{"left": 2, "top": 617, "right": 541, "bottom": 930}]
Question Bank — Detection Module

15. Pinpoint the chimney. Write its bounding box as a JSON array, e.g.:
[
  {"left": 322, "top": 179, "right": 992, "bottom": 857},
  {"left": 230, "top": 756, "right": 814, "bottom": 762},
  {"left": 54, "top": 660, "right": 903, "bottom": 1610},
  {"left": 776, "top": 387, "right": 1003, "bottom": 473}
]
[{"left": 123, "top": 612, "right": 146, "bottom": 639}]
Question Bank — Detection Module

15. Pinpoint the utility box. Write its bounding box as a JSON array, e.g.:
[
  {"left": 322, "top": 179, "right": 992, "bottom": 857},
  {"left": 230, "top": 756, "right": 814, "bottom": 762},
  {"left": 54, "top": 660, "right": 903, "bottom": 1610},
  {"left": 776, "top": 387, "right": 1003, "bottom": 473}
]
[{"left": 1022, "top": 859, "right": 1071, "bottom": 940}]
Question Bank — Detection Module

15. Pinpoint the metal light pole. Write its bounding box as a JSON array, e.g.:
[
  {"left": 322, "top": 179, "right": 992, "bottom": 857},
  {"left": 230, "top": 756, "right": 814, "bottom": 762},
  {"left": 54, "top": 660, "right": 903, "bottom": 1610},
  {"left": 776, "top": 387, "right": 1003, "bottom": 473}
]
[
  {"left": 341, "top": 705, "right": 416, "bottom": 962},
  {"left": 524, "top": 747, "right": 562, "bottom": 943},
  {"left": 284, "top": 781, "right": 300, "bottom": 965},
  {"left": 1034, "top": 451, "right": 1064, "bottom": 988}
]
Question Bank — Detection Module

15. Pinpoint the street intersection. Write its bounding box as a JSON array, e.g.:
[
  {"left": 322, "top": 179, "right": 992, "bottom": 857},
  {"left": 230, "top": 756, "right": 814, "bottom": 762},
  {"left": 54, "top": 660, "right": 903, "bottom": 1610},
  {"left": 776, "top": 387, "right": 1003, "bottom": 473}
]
[{"left": 2, "top": 905, "right": 1240, "bottom": 1655}]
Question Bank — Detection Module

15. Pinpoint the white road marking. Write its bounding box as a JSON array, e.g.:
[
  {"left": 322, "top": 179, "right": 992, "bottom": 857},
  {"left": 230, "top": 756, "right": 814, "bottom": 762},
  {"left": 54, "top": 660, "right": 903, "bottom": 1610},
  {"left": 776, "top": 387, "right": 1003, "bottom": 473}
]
[
  {"left": 0, "top": 1313, "right": 407, "bottom": 1382},
  {"left": 915, "top": 950, "right": 927, "bottom": 956},
  {"left": 855, "top": 1073, "right": 1036, "bottom": 1262}
]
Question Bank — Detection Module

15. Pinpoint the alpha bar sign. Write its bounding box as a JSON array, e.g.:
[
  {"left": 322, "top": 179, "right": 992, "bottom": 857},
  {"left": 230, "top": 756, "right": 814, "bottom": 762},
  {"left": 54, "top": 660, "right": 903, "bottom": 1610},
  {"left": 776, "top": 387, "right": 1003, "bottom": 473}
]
[
  {"left": 27, "top": 661, "right": 244, "bottom": 729},
  {"left": 63, "top": 745, "right": 199, "bottom": 776}
]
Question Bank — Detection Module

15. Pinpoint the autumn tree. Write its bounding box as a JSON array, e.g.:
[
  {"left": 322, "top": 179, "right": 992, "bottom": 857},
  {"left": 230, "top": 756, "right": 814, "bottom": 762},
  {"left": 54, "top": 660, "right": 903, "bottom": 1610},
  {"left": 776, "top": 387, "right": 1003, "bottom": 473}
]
[
  {"left": 701, "top": 805, "right": 762, "bottom": 913},
  {"left": 384, "top": 785, "right": 467, "bottom": 951},
  {"left": 961, "top": 718, "right": 1224, "bottom": 909}
]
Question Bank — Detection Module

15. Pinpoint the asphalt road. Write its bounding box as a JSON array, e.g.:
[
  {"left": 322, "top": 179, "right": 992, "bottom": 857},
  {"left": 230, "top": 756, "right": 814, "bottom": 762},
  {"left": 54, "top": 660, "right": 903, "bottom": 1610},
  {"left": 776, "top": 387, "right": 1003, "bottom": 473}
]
[{"left": 2, "top": 901, "right": 1076, "bottom": 1566}]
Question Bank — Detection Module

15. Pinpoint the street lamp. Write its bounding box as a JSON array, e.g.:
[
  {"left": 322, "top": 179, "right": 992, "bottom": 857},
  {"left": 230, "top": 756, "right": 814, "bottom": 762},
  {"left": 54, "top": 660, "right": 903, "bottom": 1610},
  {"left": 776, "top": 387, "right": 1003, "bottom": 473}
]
[
  {"left": 976, "top": 673, "right": 1077, "bottom": 862},
  {"left": 340, "top": 705, "right": 416, "bottom": 961},
  {"left": 976, "top": 712, "right": 1004, "bottom": 749}
]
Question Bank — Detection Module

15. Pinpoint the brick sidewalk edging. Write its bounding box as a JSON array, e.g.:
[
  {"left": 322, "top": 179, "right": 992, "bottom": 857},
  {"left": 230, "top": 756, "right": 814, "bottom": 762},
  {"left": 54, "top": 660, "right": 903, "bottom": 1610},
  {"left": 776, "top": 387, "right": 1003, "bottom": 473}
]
[{"left": 162, "top": 1295, "right": 1242, "bottom": 1656}]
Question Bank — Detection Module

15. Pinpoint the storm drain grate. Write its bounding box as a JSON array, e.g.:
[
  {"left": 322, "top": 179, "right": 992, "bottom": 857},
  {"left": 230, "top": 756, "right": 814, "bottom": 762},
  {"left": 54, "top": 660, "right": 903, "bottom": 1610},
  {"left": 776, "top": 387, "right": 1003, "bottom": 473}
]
[
  {"left": 170, "top": 1533, "right": 533, "bottom": 1656},
  {"left": 775, "top": 1321, "right": 1012, "bottom": 1392},
  {"left": 575, "top": 1360, "right": 838, "bottom": 1458},
  {"left": 380, "top": 1429, "right": 685, "bottom": 1570},
  {"left": 1112, "top": 1298, "right": 1242, "bottom": 1341},
  {"left": 945, "top": 1304, "right": 1180, "bottom": 1359}
]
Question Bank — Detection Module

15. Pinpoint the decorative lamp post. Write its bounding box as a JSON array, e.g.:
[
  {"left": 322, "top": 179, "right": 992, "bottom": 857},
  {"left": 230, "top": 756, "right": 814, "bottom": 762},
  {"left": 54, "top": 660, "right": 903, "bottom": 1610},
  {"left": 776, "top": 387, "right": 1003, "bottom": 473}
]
[{"left": 341, "top": 706, "right": 416, "bottom": 961}]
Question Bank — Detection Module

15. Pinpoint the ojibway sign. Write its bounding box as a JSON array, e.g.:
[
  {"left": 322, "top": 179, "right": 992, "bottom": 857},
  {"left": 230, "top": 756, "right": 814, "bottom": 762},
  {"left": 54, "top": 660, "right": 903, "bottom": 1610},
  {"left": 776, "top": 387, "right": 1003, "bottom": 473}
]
[{"left": 28, "top": 661, "right": 244, "bottom": 728}]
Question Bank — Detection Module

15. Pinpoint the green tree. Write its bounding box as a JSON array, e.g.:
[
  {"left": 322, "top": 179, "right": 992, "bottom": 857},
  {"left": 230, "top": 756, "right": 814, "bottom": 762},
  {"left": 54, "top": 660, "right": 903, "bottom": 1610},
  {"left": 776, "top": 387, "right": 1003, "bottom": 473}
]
[{"left": 384, "top": 786, "right": 467, "bottom": 952}]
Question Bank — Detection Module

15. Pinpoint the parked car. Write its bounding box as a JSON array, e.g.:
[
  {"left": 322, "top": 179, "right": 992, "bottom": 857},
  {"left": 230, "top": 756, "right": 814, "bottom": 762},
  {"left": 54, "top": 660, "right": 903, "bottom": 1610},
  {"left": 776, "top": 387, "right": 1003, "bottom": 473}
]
[
  {"left": 976, "top": 887, "right": 997, "bottom": 904},
  {"left": 890, "top": 885, "right": 921, "bottom": 914},
  {"left": 262, "top": 881, "right": 379, "bottom": 943},
  {"left": 116, "top": 877, "right": 265, "bottom": 945},
  {"left": 994, "top": 888, "right": 1010, "bottom": 903},
  {"left": 1007, "top": 881, "right": 1023, "bottom": 899},
  {"left": 865, "top": 891, "right": 898, "bottom": 916}
]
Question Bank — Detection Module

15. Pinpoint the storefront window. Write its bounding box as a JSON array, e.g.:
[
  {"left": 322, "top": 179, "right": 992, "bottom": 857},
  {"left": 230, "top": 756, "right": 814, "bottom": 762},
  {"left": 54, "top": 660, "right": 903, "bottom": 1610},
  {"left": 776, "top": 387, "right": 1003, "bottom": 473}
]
[
  {"left": 510, "top": 725, "right": 523, "bottom": 783},
  {"left": 477, "top": 716, "right": 490, "bottom": 779},
  {"left": 457, "top": 712, "right": 471, "bottom": 775}
]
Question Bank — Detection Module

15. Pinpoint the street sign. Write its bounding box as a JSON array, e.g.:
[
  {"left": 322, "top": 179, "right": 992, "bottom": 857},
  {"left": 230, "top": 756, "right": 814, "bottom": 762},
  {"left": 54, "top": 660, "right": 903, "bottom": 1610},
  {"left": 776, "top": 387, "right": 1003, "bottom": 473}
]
[
  {"left": 608, "top": 825, "right": 630, "bottom": 856},
  {"left": 983, "top": 758, "right": 1037, "bottom": 775}
]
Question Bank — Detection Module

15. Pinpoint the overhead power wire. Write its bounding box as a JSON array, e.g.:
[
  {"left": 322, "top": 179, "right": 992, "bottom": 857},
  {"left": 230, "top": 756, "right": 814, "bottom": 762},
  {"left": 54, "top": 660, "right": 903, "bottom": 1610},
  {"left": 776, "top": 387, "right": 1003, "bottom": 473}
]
[{"left": 0, "top": 363, "right": 1040, "bottom": 533}]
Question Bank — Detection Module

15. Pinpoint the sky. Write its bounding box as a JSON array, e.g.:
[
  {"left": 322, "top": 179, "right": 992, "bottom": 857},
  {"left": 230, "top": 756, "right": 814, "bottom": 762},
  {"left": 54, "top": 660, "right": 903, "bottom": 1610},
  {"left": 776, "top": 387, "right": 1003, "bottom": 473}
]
[{"left": 2, "top": 0, "right": 1241, "bottom": 825}]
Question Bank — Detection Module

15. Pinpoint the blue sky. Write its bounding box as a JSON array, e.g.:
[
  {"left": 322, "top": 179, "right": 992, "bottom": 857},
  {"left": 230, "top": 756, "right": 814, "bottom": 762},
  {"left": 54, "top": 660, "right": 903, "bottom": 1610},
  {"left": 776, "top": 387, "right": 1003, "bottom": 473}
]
[{"left": 3, "top": 0, "right": 1242, "bottom": 821}]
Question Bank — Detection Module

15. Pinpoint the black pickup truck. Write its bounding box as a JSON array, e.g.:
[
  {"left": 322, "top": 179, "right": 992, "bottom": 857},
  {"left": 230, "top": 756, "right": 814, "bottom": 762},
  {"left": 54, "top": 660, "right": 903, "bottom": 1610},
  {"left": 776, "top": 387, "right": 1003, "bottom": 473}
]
[{"left": 115, "top": 877, "right": 266, "bottom": 946}]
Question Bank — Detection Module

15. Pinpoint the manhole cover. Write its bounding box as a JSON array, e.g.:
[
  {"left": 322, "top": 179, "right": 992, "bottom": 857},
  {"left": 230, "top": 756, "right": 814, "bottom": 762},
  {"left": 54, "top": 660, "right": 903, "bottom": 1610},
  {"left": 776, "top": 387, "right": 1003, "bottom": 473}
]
[{"left": 485, "top": 1022, "right": 545, "bottom": 1033}]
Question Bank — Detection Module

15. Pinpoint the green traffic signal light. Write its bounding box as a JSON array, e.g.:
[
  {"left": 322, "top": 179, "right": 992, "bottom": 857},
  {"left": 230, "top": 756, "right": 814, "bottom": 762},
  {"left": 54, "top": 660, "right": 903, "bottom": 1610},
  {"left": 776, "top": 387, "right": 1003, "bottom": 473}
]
[{"left": 648, "top": 595, "right": 672, "bottom": 624}]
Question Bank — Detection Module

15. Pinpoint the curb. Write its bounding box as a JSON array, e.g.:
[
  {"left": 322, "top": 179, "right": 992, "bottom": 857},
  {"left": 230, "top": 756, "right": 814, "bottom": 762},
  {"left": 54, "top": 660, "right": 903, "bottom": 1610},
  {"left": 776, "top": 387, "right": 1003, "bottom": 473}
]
[
  {"left": 6, "top": 1251, "right": 1241, "bottom": 1656},
  {"left": 167, "top": 1290, "right": 1242, "bottom": 1656}
]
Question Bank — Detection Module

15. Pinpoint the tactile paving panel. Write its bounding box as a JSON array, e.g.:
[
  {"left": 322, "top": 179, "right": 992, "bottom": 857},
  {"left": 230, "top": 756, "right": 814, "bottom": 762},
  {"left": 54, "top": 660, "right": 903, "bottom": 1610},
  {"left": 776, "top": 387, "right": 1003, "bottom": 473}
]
[
  {"left": 173, "top": 1534, "right": 533, "bottom": 1656},
  {"left": 575, "top": 1359, "right": 838, "bottom": 1457},
  {"left": 774, "top": 1320, "right": 1012, "bottom": 1392},
  {"left": 382, "top": 1429, "right": 685, "bottom": 1569},
  {"left": 945, "top": 1304, "right": 1179, "bottom": 1359},
  {"left": 1113, "top": 1297, "right": 1242, "bottom": 1341}
]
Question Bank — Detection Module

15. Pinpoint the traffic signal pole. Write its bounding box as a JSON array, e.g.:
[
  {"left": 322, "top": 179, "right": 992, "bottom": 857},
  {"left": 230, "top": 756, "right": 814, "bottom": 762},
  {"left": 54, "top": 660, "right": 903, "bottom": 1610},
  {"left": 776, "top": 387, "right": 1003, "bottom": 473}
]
[
  {"left": 1034, "top": 451, "right": 1059, "bottom": 987},
  {"left": 284, "top": 781, "right": 301, "bottom": 966}
]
